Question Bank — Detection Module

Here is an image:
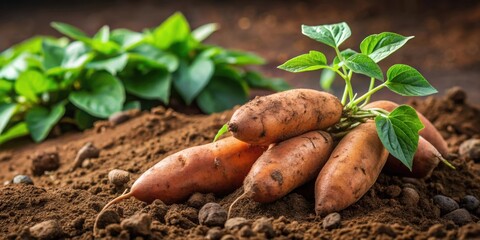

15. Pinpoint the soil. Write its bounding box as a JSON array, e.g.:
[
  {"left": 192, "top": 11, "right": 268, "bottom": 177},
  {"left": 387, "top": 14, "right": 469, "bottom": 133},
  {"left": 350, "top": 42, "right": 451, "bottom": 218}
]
[
  {"left": 1, "top": 0, "right": 480, "bottom": 239},
  {"left": 0, "top": 89, "right": 479, "bottom": 239}
]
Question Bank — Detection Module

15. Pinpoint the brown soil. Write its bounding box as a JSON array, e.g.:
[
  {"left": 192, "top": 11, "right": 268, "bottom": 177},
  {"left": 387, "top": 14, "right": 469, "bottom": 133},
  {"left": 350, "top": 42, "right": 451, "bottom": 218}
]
[{"left": 0, "top": 89, "right": 479, "bottom": 239}]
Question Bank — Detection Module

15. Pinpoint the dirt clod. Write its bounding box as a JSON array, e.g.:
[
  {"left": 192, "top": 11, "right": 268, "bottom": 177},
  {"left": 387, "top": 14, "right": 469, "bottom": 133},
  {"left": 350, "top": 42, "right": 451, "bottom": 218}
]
[
  {"left": 96, "top": 210, "right": 121, "bottom": 229},
  {"left": 459, "top": 139, "right": 480, "bottom": 161},
  {"left": 206, "top": 227, "right": 225, "bottom": 240},
  {"left": 322, "top": 212, "right": 341, "bottom": 230},
  {"left": 165, "top": 205, "right": 197, "bottom": 228},
  {"left": 427, "top": 224, "right": 446, "bottom": 238},
  {"left": 225, "top": 217, "right": 250, "bottom": 231},
  {"left": 446, "top": 86, "right": 467, "bottom": 103},
  {"left": 252, "top": 217, "right": 275, "bottom": 238},
  {"left": 461, "top": 195, "right": 480, "bottom": 211},
  {"left": 147, "top": 200, "right": 168, "bottom": 222},
  {"left": 372, "top": 223, "right": 396, "bottom": 237},
  {"left": 12, "top": 175, "right": 33, "bottom": 185},
  {"left": 384, "top": 185, "right": 402, "bottom": 198},
  {"left": 71, "top": 142, "right": 100, "bottom": 170},
  {"left": 443, "top": 208, "right": 473, "bottom": 226},
  {"left": 31, "top": 152, "right": 60, "bottom": 176},
  {"left": 29, "top": 220, "right": 63, "bottom": 240},
  {"left": 108, "top": 169, "right": 130, "bottom": 187},
  {"left": 198, "top": 203, "right": 227, "bottom": 227},
  {"left": 400, "top": 187, "right": 420, "bottom": 206},
  {"left": 109, "top": 111, "right": 131, "bottom": 125},
  {"left": 238, "top": 225, "right": 254, "bottom": 237},
  {"left": 120, "top": 213, "right": 152, "bottom": 236},
  {"left": 433, "top": 195, "right": 459, "bottom": 215},
  {"left": 187, "top": 192, "right": 215, "bottom": 209}
]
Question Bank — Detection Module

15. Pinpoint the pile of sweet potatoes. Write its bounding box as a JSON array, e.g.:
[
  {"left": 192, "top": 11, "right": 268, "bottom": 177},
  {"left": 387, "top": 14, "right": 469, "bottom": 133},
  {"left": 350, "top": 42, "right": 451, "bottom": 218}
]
[{"left": 94, "top": 88, "right": 451, "bottom": 234}]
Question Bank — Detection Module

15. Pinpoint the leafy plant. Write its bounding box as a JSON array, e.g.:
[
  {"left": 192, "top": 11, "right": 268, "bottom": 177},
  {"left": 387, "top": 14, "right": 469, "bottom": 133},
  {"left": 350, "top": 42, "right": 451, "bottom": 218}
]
[
  {"left": 0, "top": 12, "right": 290, "bottom": 145},
  {"left": 278, "top": 22, "right": 438, "bottom": 170}
]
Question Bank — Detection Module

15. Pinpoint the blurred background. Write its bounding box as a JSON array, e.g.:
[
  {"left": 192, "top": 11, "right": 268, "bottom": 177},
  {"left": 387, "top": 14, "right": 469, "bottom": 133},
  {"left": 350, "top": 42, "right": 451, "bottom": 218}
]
[{"left": 1, "top": 0, "right": 479, "bottom": 104}]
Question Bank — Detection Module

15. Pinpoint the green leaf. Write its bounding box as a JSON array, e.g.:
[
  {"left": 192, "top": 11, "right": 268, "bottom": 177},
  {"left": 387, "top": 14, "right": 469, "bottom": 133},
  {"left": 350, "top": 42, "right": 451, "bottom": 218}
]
[
  {"left": 153, "top": 12, "right": 191, "bottom": 49},
  {"left": 90, "top": 40, "right": 121, "bottom": 55},
  {"left": 94, "top": 25, "right": 110, "bottom": 42},
  {"left": 110, "top": 29, "right": 144, "bottom": 49},
  {"left": 213, "top": 50, "right": 265, "bottom": 65},
  {"left": 124, "top": 70, "right": 172, "bottom": 104},
  {"left": 0, "top": 79, "right": 13, "bottom": 96},
  {"left": 61, "top": 41, "right": 91, "bottom": 69},
  {"left": 0, "top": 53, "right": 30, "bottom": 80},
  {"left": 0, "top": 122, "right": 29, "bottom": 145},
  {"left": 278, "top": 50, "right": 327, "bottom": 72},
  {"left": 301, "top": 22, "right": 351, "bottom": 48},
  {"left": 74, "top": 109, "right": 99, "bottom": 130},
  {"left": 42, "top": 39, "right": 66, "bottom": 70},
  {"left": 333, "top": 48, "right": 358, "bottom": 66},
  {"left": 344, "top": 53, "right": 384, "bottom": 80},
  {"left": 197, "top": 77, "right": 248, "bottom": 113},
  {"left": 174, "top": 58, "right": 214, "bottom": 105},
  {"left": 0, "top": 36, "right": 44, "bottom": 63},
  {"left": 386, "top": 64, "right": 437, "bottom": 96},
  {"left": 87, "top": 54, "right": 129, "bottom": 75},
  {"left": 360, "top": 32, "right": 414, "bottom": 63},
  {"left": 26, "top": 103, "right": 65, "bottom": 142},
  {"left": 51, "top": 22, "right": 91, "bottom": 42},
  {"left": 320, "top": 68, "right": 336, "bottom": 90},
  {"left": 0, "top": 103, "right": 17, "bottom": 134},
  {"left": 123, "top": 101, "right": 141, "bottom": 110},
  {"left": 192, "top": 23, "right": 219, "bottom": 42},
  {"left": 128, "top": 44, "right": 179, "bottom": 72},
  {"left": 244, "top": 71, "right": 291, "bottom": 92},
  {"left": 375, "top": 105, "right": 425, "bottom": 170},
  {"left": 15, "top": 70, "right": 57, "bottom": 102},
  {"left": 69, "top": 71, "right": 125, "bottom": 118},
  {"left": 213, "top": 123, "right": 228, "bottom": 142}
]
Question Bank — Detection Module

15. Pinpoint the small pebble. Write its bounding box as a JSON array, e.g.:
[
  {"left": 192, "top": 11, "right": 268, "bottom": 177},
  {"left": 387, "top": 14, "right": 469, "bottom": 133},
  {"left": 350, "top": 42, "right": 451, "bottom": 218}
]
[
  {"left": 461, "top": 195, "right": 480, "bottom": 211},
  {"left": 108, "top": 169, "right": 130, "bottom": 187},
  {"left": 459, "top": 139, "right": 480, "bottom": 161},
  {"left": 121, "top": 213, "right": 152, "bottom": 236},
  {"left": 13, "top": 175, "right": 34, "bottom": 185},
  {"left": 31, "top": 152, "right": 60, "bottom": 176},
  {"left": 427, "top": 224, "right": 446, "bottom": 238},
  {"left": 400, "top": 187, "right": 420, "bottom": 206},
  {"left": 443, "top": 208, "right": 473, "bottom": 226},
  {"left": 252, "top": 217, "right": 275, "bottom": 238},
  {"left": 198, "top": 203, "right": 227, "bottom": 227},
  {"left": 206, "top": 227, "right": 224, "bottom": 240},
  {"left": 433, "top": 195, "right": 459, "bottom": 215},
  {"left": 3, "top": 180, "right": 10, "bottom": 186},
  {"left": 187, "top": 192, "right": 215, "bottom": 209},
  {"left": 109, "top": 111, "right": 131, "bottom": 125},
  {"left": 224, "top": 217, "right": 250, "bottom": 231},
  {"left": 71, "top": 142, "right": 100, "bottom": 170},
  {"left": 322, "top": 212, "right": 341, "bottom": 230},
  {"left": 29, "top": 220, "right": 63, "bottom": 240}
]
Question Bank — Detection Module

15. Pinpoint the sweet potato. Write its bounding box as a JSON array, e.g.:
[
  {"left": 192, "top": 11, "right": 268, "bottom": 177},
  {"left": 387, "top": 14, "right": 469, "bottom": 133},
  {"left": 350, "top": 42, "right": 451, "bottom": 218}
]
[
  {"left": 228, "top": 89, "right": 342, "bottom": 145},
  {"left": 129, "top": 136, "right": 266, "bottom": 204},
  {"left": 243, "top": 130, "right": 334, "bottom": 203},
  {"left": 315, "top": 122, "right": 389, "bottom": 216},
  {"left": 383, "top": 136, "right": 442, "bottom": 178},
  {"left": 365, "top": 100, "right": 448, "bottom": 156}
]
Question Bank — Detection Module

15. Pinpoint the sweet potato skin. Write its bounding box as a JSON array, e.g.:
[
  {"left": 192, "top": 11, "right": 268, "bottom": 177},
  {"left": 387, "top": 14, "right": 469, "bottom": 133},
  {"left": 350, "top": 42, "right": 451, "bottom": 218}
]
[
  {"left": 130, "top": 137, "right": 266, "bottom": 204},
  {"left": 383, "top": 136, "right": 441, "bottom": 178},
  {"left": 228, "top": 89, "right": 342, "bottom": 145},
  {"left": 244, "top": 130, "right": 334, "bottom": 203},
  {"left": 365, "top": 100, "right": 448, "bottom": 156},
  {"left": 315, "top": 122, "right": 389, "bottom": 216}
]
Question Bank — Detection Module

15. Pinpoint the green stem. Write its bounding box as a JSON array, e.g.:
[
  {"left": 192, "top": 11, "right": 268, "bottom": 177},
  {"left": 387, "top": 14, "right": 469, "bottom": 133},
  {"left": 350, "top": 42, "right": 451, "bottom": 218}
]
[
  {"left": 341, "top": 86, "right": 348, "bottom": 105},
  {"left": 346, "top": 70, "right": 354, "bottom": 101},
  {"left": 352, "top": 83, "right": 386, "bottom": 106},
  {"left": 360, "top": 77, "right": 376, "bottom": 108}
]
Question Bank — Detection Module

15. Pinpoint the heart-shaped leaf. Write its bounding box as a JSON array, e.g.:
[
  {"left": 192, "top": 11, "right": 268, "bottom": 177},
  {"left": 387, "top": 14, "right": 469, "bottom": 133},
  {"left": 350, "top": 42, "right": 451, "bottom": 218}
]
[
  {"left": 124, "top": 70, "right": 172, "bottom": 104},
  {"left": 386, "top": 64, "right": 437, "bottom": 96},
  {"left": 302, "top": 22, "right": 351, "bottom": 48},
  {"left": 15, "top": 70, "right": 57, "bottom": 102},
  {"left": 360, "top": 32, "right": 414, "bottom": 63},
  {"left": 86, "top": 54, "right": 128, "bottom": 75},
  {"left": 196, "top": 77, "right": 248, "bottom": 114},
  {"left": 174, "top": 58, "right": 214, "bottom": 105},
  {"left": 344, "top": 53, "right": 384, "bottom": 80},
  {"left": 0, "top": 122, "right": 29, "bottom": 145},
  {"left": 26, "top": 103, "right": 65, "bottom": 142},
  {"left": 375, "top": 105, "right": 424, "bottom": 170},
  {"left": 278, "top": 50, "right": 327, "bottom": 72},
  {"left": 153, "top": 12, "right": 190, "bottom": 49},
  {"left": 69, "top": 71, "right": 125, "bottom": 118}
]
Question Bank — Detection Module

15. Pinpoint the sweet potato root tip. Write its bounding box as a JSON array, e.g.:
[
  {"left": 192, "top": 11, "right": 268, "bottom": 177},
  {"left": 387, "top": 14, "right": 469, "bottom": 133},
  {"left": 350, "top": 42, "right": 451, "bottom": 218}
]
[
  {"left": 315, "top": 122, "right": 388, "bottom": 216},
  {"left": 244, "top": 130, "right": 334, "bottom": 203},
  {"left": 129, "top": 136, "right": 266, "bottom": 204},
  {"left": 229, "top": 89, "right": 342, "bottom": 145},
  {"left": 365, "top": 100, "right": 448, "bottom": 156}
]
